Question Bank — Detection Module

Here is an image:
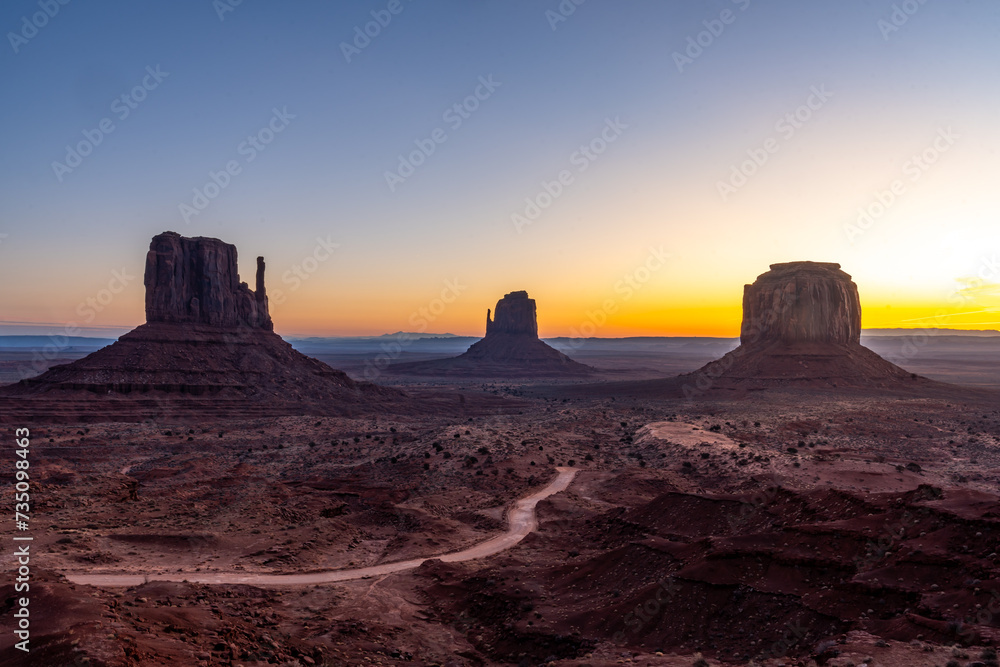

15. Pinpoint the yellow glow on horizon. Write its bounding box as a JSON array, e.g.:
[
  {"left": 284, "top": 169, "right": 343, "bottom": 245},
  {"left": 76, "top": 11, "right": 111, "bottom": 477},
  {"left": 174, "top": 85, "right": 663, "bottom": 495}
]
[
  {"left": 6, "top": 251, "right": 999, "bottom": 338},
  {"left": 268, "top": 279, "right": 1000, "bottom": 338},
  {"left": 266, "top": 288, "right": 1000, "bottom": 338}
]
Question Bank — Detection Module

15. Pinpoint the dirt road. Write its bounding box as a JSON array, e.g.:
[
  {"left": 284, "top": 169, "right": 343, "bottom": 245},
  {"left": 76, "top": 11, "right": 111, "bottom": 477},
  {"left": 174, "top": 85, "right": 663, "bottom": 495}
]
[{"left": 64, "top": 467, "right": 577, "bottom": 588}]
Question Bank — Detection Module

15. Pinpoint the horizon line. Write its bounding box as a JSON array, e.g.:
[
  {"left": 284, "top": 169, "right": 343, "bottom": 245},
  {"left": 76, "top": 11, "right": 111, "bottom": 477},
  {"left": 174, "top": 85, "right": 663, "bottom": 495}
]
[{"left": 0, "top": 324, "right": 998, "bottom": 340}]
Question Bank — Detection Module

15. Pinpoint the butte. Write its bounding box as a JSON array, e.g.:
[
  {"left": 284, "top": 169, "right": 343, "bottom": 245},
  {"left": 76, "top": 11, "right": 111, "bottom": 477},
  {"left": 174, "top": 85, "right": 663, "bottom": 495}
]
[
  {"left": 0, "top": 231, "right": 400, "bottom": 421},
  {"left": 390, "top": 290, "right": 593, "bottom": 378},
  {"left": 683, "top": 261, "right": 926, "bottom": 393}
]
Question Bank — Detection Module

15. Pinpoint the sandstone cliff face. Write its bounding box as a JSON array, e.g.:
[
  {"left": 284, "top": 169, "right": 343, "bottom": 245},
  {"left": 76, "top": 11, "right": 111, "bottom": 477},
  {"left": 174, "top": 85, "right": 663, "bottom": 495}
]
[
  {"left": 4, "top": 231, "right": 405, "bottom": 418},
  {"left": 486, "top": 291, "right": 538, "bottom": 338},
  {"left": 683, "top": 261, "right": 921, "bottom": 392},
  {"left": 144, "top": 231, "right": 272, "bottom": 330},
  {"left": 391, "top": 290, "right": 592, "bottom": 376},
  {"left": 740, "top": 261, "right": 860, "bottom": 346}
]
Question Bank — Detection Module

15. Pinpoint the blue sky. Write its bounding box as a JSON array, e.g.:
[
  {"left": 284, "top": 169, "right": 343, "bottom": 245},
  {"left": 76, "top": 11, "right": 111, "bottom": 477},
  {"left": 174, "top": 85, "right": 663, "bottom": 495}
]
[{"left": 2, "top": 0, "right": 999, "bottom": 336}]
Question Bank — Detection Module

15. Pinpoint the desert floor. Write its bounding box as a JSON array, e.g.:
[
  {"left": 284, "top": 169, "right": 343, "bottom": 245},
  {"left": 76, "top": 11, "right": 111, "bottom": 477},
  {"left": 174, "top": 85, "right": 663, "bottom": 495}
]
[{"left": 2, "top": 343, "right": 1000, "bottom": 666}]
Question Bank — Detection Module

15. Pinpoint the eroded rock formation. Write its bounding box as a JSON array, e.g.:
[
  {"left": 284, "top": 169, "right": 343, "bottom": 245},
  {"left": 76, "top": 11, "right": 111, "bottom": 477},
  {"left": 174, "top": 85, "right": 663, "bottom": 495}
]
[
  {"left": 684, "top": 261, "right": 921, "bottom": 391},
  {"left": 1, "top": 232, "right": 402, "bottom": 420},
  {"left": 740, "top": 262, "right": 860, "bottom": 345},
  {"left": 391, "top": 290, "right": 593, "bottom": 377},
  {"left": 486, "top": 291, "right": 538, "bottom": 337},
  {"left": 144, "top": 231, "right": 272, "bottom": 330}
]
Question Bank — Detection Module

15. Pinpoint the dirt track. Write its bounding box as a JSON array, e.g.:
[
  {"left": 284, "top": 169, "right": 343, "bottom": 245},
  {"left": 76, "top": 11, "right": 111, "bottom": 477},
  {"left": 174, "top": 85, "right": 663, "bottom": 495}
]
[{"left": 63, "top": 467, "right": 578, "bottom": 588}]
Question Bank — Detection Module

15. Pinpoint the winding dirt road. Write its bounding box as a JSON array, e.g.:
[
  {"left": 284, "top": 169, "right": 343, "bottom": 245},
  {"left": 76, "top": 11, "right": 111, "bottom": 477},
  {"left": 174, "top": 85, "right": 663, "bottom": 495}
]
[{"left": 64, "top": 467, "right": 577, "bottom": 588}]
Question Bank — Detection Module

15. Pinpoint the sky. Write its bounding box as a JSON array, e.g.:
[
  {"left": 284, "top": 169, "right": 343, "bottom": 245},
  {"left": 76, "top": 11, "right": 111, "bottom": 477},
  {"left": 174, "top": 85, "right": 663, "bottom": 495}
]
[{"left": 1, "top": 0, "right": 999, "bottom": 338}]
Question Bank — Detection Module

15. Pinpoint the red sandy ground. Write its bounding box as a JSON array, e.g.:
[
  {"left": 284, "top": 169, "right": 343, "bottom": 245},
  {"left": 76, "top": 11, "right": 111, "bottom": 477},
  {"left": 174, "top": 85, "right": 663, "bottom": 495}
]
[{"left": 2, "top": 382, "right": 1000, "bottom": 666}]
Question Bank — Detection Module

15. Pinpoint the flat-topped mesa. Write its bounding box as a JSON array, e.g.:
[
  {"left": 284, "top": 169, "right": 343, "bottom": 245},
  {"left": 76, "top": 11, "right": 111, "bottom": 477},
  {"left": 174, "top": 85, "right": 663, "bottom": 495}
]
[
  {"left": 485, "top": 290, "right": 538, "bottom": 338},
  {"left": 389, "top": 289, "right": 593, "bottom": 376},
  {"left": 680, "top": 259, "right": 924, "bottom": 391},
  {"left": 741, "top": 261, "right": 861, "bottom": 346},
  {"left": 144, "top": 231, "right": 272, "bottom": 331}
]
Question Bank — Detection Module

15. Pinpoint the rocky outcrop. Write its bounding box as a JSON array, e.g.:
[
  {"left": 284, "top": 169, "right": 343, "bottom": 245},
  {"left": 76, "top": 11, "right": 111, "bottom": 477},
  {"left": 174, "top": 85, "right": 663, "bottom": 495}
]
[
  {"left": 390, "top": 290, "right": 593, "bottom": 377},
  {"left": 683, "top": 261, "right": 923, "bottom": 392},
  {"left": 741, "top": 262, "right": 860, "bottom": 345},
  {"left": 144, "top": 231, "right": 272, "bottom": 330},
  {"left": 486, "top": 291, "right": 538, "bottom": 337},
  {"left": 0, "top": 232, "right": 403, "bottom": 420}
]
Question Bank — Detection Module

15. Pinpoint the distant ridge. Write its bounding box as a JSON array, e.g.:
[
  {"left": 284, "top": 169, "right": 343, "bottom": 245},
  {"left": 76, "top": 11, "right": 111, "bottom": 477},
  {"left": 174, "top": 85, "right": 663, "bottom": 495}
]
[
  {"left": 3, "top": 328, "right": 996, "bottom": 350},
  {"left": 389, "top": 291, "right": 593, "bottom": 378},
  {"left": 288, "top": 332, "right": 468, "bottom": 342},
  {"left": 0, "top": 336, "right": 116, "bottom": 349},
  {"left": 862, "top": 328, "right": 1000, "bottom": 337}
]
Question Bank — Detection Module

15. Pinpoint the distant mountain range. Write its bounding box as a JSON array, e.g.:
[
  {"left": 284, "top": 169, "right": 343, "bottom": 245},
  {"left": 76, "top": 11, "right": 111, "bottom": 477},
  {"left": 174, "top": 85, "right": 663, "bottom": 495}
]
[
  {"left": 862, "top": 328, "right": 1000, "bottom": 337},
  {"left": 288, "top": 332, "right": 468, "bottom": 342},
  {"left": 0, "top": 327, "right": 996, "bottom": 352},
  {"left": 0, "top": 335, "right": 117, "bottom": 349}
]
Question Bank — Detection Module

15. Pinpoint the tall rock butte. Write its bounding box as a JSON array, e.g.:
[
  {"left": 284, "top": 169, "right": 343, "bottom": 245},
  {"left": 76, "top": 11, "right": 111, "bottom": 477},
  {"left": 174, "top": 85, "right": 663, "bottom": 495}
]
[
  {"left": 1, "top": 231, "right": 400, "bottom": 420},
  {"left": 740, "top": 261, "right": 860, "bottom": 345},
  {"left": 144, "top": 231, "right": 272, "bottom": 330},
  {"left": 685, "top": 261, "right": 921, "bottom": 391},
  {"left": 390, "top": 290, "right": 593, "bottom": 377},
  {"left": 485, "top": 290, "right": 538, "bottom": 337}
]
